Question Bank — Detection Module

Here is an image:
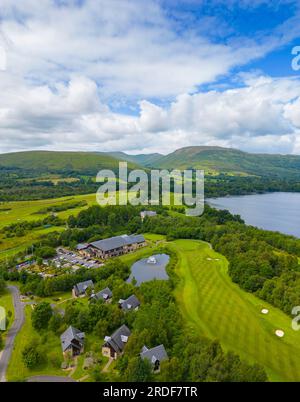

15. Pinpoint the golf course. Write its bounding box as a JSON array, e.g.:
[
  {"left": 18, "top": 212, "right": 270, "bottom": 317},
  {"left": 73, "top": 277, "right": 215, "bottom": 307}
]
[{"left": 171, "top": 239, "right": 300, "bottom": 382}]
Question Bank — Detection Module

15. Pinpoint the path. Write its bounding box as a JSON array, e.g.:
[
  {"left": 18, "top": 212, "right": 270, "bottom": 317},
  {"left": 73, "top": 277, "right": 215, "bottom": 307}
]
[
  {"left": 68, "top": 356, "right": 78, "bottom": 377},
  {"left": 102, "top": 357, "right": 113, "bottom": 373},
  {"left": 0, "top": 285, "right": 25, "bottom": 382}
]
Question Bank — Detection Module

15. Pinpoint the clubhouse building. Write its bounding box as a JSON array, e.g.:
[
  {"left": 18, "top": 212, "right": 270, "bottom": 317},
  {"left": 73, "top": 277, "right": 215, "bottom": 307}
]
[{"left": 76, "top": 234, "right": 146, "bottom": 260}]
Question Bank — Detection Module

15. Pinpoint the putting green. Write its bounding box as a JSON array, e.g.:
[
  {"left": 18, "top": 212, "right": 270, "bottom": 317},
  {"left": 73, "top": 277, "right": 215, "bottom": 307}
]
[{"left": 171, "top": 239, "right": 300, "bottom": 382}]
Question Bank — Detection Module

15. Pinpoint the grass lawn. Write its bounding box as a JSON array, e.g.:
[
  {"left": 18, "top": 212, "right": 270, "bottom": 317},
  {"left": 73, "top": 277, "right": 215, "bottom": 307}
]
[
  {"left": 171, "top": 239, "right": 300, "bottom": 382},
  {"left": 143, "top": 233, "right": 166, "bottom": 242},
  {"left": 6, "top": 306, "right": 64, "bottom": 382},
  {"left": 0, "top": 288, "right": 14, "bottom": 336},
  {"left": 0, "top": 226, "right": 66, "bottom": 262},
  {"left": 34, "top": 291, "right": 72, "bottom": 306}
]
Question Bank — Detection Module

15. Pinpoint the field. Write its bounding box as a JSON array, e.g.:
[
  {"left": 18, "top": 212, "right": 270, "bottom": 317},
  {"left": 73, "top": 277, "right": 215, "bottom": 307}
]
[
  {"left": 171, "top": 239, "right": 300, "bottom": 382},
  {"left": 0, "top": 193, "right": 99, "bottom": 262},
  {"left": 0, "top": 193, "right": 98, "bottom": 229}
]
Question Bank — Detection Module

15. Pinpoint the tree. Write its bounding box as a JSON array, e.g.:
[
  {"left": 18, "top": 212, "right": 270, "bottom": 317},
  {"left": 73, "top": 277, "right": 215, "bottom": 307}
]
[
  {"left": 49, "top": 313, "right": 64, "bottom": 334},
  {"left": 35, "top": 246, "right": 56, "bottom": 259},
  {"left": 22, "top": 339, "right": 44, "bottom": 369},
  {"left": 85, "top": 285, "right": 93, "bottom": 298},
  {"left": 124, "top": 357, "right": 153, "bottom": 382},
  {"left": 159, "top": 357, "right": 183, "bottom": 382},
  {"left": 94, "top": 319, "right": 109, "bottom": 339},
  {"left": 0, "top": 278, "right": 6, "bottom": 295},
  {"left": 31, "top": 302, "right": 53, "bottom": 331}
]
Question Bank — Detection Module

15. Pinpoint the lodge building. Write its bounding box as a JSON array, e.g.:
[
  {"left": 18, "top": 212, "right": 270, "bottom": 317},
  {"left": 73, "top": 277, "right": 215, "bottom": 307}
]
[{"left": 76, "top": 234, "right": 146, "bottom": 260}]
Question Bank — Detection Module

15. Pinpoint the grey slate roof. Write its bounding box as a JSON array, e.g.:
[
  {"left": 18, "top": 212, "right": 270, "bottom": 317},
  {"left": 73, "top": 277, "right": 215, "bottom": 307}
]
[
  {"left": 91, "top": 236, "right": 125, "bottom": 252},
  {"left": 104, "top": 324, "right": 131, "bottom": 353},
  {"left": 76, "top": 243, "right": 89, "bottom": 250},
  {"left": 61, "top": 326, "right": 85, "bottom": 352},
  {"left": 141, "top": 211, "right": 157, "bottom": 218},
  {"left": 93, "top": 287, "right": 112, "bottom": 301},
  {"left": 119, "top": 295, "right": 141, "bottom": 311},
  {"left": 140, "top": 344, "right": 168, "bottom": 364},
  {"left": 125, "top": 234, "right": 145, "bottom": 244},
  {"left": 90, "top": 234, "right": 145, "bottom": 252},
  {"left": 74, "top": 280, "right": 94, "bottom": 295}
]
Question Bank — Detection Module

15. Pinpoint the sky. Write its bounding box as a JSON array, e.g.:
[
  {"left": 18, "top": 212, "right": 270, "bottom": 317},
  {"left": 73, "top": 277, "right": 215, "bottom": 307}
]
[{"left": 0, "top": 0, "right": 300, "bottom": 155}]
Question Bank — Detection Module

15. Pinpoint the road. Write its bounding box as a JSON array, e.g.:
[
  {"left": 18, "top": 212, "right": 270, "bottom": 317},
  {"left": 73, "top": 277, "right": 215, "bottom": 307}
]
[
  {"left": 27, "top": 376, "right": 76, "bottom": 382},
  {"left": 0, "top": 285, "right": 24, "bottom": 382}
]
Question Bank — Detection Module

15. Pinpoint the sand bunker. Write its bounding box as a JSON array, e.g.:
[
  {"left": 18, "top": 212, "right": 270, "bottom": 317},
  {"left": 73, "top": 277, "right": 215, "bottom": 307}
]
[{"left": 275, "top": 330, "right": 285, "bottom": 338}]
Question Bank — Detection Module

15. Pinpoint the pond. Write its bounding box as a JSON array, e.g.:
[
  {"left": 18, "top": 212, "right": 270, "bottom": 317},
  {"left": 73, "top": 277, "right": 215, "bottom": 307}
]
[{"left": 127, "top": 253, "right": 170, "bottom": 285}]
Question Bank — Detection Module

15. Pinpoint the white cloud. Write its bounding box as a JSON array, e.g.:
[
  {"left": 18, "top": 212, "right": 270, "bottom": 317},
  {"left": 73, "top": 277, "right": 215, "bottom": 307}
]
[
  {"left": 0, "top": 74, "right": 299, "bottom": 155},
  {"left": 0, "top": 1, "right": 300, "bottom": 154},
  {"left": 1, "top": 0, "right": 300, "bottom": 99}
]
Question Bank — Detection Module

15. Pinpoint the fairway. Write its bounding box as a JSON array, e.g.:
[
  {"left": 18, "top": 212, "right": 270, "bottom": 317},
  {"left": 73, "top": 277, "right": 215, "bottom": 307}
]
[{"left": 171, "top": 239, "right": 300, "bottom": 382}]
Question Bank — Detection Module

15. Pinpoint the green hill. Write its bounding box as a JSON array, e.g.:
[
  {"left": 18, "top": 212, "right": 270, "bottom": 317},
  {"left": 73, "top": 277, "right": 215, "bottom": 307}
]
[
  {"left": 108, "top": 151, "right": 163, "bottom": 167},
  {"left": 0, "top": 151, "right": 139, "bottom": 175},
  {"left": 153, "top": 146, "right": 300, "bottom": 178},
  {"left": 2, "top": 147, "right": 300, "bottom": 179}
]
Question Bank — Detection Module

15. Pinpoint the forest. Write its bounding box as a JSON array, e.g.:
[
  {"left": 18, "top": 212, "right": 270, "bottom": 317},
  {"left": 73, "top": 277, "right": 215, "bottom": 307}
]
[{"left": 2, "top": 165, "right": 300, "bottom": 201}]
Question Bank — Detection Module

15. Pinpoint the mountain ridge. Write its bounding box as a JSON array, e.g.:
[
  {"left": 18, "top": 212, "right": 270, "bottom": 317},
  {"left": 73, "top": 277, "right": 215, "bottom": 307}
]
[{"left": 1, "top": 146, "right": 300, "bottom": 178}]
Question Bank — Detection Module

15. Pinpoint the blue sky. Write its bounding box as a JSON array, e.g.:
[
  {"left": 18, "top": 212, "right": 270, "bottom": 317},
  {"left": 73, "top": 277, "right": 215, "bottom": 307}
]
[{"left": 0, "top": 0, "right": 300, "bottom": 154}]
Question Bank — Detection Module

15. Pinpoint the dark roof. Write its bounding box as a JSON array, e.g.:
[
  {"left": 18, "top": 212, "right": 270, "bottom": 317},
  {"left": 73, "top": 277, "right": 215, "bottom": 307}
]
[
  {"left": 140, "top": 344, "right": 168, "bottom": 364},
  {"left": 76, "top": 243, "right": 89, "bottom": 250},
  {"left": 119, "top": 295, "right": 141, "bottom": 311},
  {"left": 90, "top": 234, "right": 145, "bottom": 252},
  {"left": 91, "top": 236, "right": 126, "bottom": 252},
  {"left": 125, "top": 234, "right": 145, "bottom": 244},
  {"left": 141, "top": 211, "right": 157, "bottom": 217},
  {"left": 60, "top": 326, "right": 85, "bottom": 352},
  {"left": 93, "top": 287, "right": 112, "bottom": 301},
  {"left": 74, "top": 280, "right": 94, "bottom": 295},
  {"left": 104, "top": 324, "right": 131, "bottom": 353}
]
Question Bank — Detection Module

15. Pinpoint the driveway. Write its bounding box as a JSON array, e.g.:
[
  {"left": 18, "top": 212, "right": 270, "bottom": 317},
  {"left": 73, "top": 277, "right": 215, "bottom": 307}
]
[{"left": 0, "top": 285, "right": 25, "bottom": 382}]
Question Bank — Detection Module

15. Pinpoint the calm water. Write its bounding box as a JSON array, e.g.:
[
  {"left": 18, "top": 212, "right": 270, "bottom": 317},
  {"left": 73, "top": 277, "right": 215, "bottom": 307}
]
[
  {"left": 128, "top": 254, "right": 170, "bottom": 285},
  {"left": 207, "top": 192, "right": 300, "bottom": 238}
]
